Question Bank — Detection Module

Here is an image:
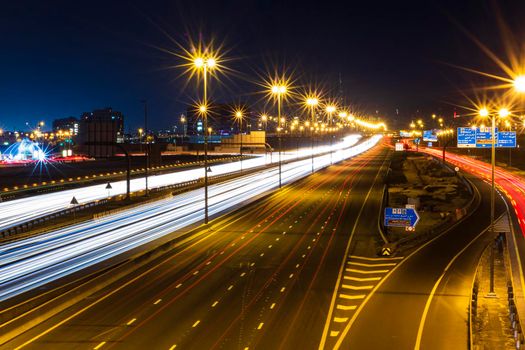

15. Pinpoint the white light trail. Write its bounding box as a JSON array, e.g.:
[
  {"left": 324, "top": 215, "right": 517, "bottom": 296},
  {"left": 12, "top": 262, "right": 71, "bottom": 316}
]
[{"left": 0, "top": 135, "right": 381, "bottom": 301}]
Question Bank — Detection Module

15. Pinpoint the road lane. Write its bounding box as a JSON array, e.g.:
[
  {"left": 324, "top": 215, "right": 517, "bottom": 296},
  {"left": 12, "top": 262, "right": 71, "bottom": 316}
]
[{"left": 2, "top": 144, "right": 390, "bottom": 350}]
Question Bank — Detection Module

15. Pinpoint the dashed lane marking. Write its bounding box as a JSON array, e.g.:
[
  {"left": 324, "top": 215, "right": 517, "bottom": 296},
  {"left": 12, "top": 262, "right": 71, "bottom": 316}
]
[{"left": 94, "top": 342, "right": 106, "bottom": 350}]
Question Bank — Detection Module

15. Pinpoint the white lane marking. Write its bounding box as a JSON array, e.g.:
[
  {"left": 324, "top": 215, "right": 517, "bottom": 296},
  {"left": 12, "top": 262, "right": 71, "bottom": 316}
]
[
  {"left": 176, "top": 283, "right": 182, "bottom": 288},
  {"left": 349, "top": 255, "right": 404, "bottom": 260},
  {"left": 343, "top": 276, "right": 381, "bottom": 282},
  {"left": 336, "top": 304, "right": 357, "bottom": 311},
  {"left": 212, "top": 301, "right": 219, "bottom": 307},
  {"left": 153, "top": 299, "right": 162, "bottom": 305},
  {"left": 339, "top": 294, "right": 365, "bottom": 300},
  {"left": 345, "top": 268, "right": 389, "bottom": 274},
  {"left": 228, "top": 285, "right": 234, "bottom": 291},
  {"left": 341, "top": 284, "right": 373, "bottom": 290},
  {"left": 240, "top": 272, "right": 246, "bottom": 277},
  {"left": 94, "top": 341, "right": 106, "bottom": 349},
  {"left": 280, "top": 287, "right": 286, "bottom": 293},
  {"left": 347, "top": 261, "right": 396, "bottom": 267}
]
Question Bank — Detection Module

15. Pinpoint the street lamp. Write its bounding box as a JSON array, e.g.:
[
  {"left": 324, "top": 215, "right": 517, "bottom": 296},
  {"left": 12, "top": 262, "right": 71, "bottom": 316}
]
[
  {"left": 260, "top": 114, "right": 268, "bottom": 132},
  {"left": 234, "top": 109, "right": 244, "bottom": 172},
  {"left": 514, "top": 75, "right": 525, "bottom": 93},
  {"left": 193, "top": 55, "right": 217, "bottom": 224},
  {"left": 180, "top": 115, "right": 187, "bottom": 137},
  {"left": 271, "top": 83, "right": 288, "bottom": 188},
  {"left": 479, "top": 106, "right": 509, "bottom": 296},
  {"left": 325, "top": 105, "right": 336, "bottom": 163},
  {"left": 306, "top": 96, "right": 319, "bottom": 173}
]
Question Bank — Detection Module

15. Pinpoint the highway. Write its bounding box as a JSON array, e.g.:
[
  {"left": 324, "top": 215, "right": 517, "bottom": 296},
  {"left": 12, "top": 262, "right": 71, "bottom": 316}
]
[
  {"left": 1, "top": 141, "right": 391, "bottom": 349},
  {"left": 329, "top": 169, "right": 506, "bottom": 350},
  {"left": 0, "top": 135, "right": 362, "bottom": 232},
  {"left": 0, "top": 136, "right": 381, "bottom": 302}
]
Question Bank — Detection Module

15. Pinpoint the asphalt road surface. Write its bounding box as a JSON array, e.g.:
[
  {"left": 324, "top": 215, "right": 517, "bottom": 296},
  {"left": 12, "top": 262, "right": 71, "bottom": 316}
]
[{"left": 2, "top": 144, "right": 391, "bottom": 349}]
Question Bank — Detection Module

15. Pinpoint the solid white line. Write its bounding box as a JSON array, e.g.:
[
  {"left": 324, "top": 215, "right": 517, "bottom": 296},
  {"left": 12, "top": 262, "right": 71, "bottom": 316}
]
[{"left": 414, "top": 224, "right": 489, "bottom": 349}]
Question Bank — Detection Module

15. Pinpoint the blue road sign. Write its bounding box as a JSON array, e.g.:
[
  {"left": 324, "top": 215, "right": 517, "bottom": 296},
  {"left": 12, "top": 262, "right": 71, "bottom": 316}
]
[
  {"left": 423, "top": 130, "right": 438, "bottom": 142},
  {"left": 384, "top": 207, "right": 420, "bottom": 228},
  {"left": 476, "top": 127, "right": 497, "bottom": 148},
  {"left": 498, "top": 131, "right": 517, "bottom": 148},
  {"left": 457, "top": 127, "right": 516, "bottom": 148},
  {"left": 457, "top": 127, "right": 476, "bottom": 148}
]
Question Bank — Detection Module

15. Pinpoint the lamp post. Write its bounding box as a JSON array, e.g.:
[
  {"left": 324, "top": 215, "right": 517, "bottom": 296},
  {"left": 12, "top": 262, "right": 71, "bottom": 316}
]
[
  {"left": 306, "top": 97, "right": 319, "bottom": 173},
  {"left": 194, "top": 55, "right": 217, "bottom": 224},
  {"left": 325, "top": 105, "right": 336, "bottom": 164},
  {"left": 235, "top": 110, "right": 244, "bottom": 172},
  {"left": 271, "top": 84, "right": 287, "bottom": 188},
  {"left": 480, "top": 106, "right": 509, "bottom": 296}
]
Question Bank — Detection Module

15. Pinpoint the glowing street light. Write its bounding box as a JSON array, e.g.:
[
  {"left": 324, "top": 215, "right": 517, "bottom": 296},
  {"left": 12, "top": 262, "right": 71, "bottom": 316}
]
[
  {"left": 305, "top": 95, "right": 320, "bottom": 173},
  {"left": 192, "top": 54, "right": 219, "bottom": 224},
  {"left": 325, "top": 105, "right": 337, "bottom": 164},
  {"left": 479, "top": 105, "right": 512, "bottom": 295},
  {"left": 271, "top": 82, "right": 289, "bottom": 188},
  {"left": 234, "top": 109, "right": 245, "bottom": 172},
  {"left": 514, "top": 75, "right": 525, "bottom": 93}
]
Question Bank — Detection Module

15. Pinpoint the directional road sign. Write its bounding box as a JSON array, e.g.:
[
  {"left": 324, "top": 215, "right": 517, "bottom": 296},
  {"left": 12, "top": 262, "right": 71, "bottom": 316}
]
[
  {"left": 457, "top": 127, "right": 517, "bottom": 148},
  {"left": 384, "top": 207, "right": 420, "bottom": 228}
]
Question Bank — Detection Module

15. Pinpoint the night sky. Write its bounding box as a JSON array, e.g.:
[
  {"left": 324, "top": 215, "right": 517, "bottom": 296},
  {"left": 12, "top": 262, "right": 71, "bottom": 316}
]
[{"left": 1, "top": 0, "right": 524, "bottom": 131}]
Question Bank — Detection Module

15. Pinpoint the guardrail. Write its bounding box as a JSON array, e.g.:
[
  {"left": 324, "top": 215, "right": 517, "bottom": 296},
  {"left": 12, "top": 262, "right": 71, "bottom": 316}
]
[{"left": 0, "top": 200, "right": 108, "bottom": 239}]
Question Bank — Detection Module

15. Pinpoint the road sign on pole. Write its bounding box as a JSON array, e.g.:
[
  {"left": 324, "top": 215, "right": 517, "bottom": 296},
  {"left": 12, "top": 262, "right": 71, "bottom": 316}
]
[{"left": 384, "top": 207, "right": 420, "bottom": 228}]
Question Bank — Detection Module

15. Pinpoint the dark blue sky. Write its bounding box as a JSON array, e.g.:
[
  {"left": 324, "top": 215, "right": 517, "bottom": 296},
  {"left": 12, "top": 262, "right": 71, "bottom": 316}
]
[{"left": 0, "top": 0, "right": 523, "bottom": 131}]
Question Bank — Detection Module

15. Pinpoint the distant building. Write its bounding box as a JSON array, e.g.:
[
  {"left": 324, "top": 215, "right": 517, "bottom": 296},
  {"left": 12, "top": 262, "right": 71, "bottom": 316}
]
[
  {"left": 77, "top": 108, "right": 124, "bottom": 157},
  {"left": 52, "top": 116, "right": 79, "bottom": 136}
]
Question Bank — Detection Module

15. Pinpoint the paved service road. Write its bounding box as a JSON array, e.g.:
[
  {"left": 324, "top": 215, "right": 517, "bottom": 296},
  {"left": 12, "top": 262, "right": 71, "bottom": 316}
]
[{"left": 333, "top": 170, "right": 505, "bottom": 350}]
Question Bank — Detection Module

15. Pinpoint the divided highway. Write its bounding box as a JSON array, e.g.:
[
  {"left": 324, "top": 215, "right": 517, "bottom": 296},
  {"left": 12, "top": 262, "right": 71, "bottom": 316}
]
[{"left": 1, "top": 141, "right": 391, "bottom": 349}]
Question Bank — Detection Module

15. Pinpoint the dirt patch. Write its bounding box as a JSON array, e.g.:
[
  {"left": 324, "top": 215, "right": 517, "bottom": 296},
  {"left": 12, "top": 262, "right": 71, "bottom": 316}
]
[{"left": 385, "top": 152, "right": 472, "bottom": 245}]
